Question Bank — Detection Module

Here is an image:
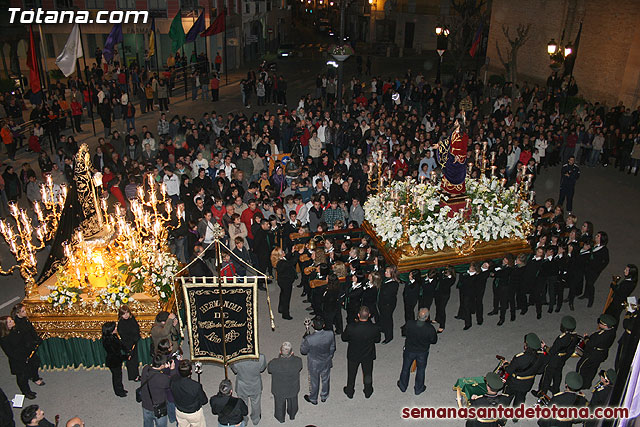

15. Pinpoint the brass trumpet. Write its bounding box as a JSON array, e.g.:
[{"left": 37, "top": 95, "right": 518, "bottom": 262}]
[
  {"left": 307, "top": 233, "right": 326, "bottom": 251},
  {"left": 612, "top": 275, "right": 622, "bottom": 285},
  {"left": 622, "top": 301, "right": 638, "bottom": 311}
]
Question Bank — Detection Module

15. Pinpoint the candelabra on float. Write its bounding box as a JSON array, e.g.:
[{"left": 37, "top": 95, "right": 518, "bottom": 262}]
[{"left": 0, "top": 177, "right": 67, "bottom": 297}]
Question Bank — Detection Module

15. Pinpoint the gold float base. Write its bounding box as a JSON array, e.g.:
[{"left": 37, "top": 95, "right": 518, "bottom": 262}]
[
  {"left": 362, "top": 221, "right": 531, "bottom": 273},
  {"left": 22, "top": 277, "right": 174, "bottom": 340}
]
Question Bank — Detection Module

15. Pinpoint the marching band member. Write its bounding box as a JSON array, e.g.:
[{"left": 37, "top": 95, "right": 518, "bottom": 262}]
[
  {"left": 378, "top": 266, "right": 399, "bottom": 344},
  {"left": 587, "top": 368, "right": 616, "bottom": 423},
  {"left": 465, "top": 372, "right": 511, "bottom": 427},
  {"left": 604, "top": 264, "right": 638, "bottom": 323},
  {"left": 533, "top": 316, "right": 581, "bottom": 398},
  {"left": 537, "top": 372, "right": 587, "bottom": 427},
  {"left": 503, "top": 333, "right": 546, "bottom": 407},
  {"left": 434, "top": 266, "right": 456, "bottom": 333},
  {"left": 576, "top": 314, "right": 617, "bottom": 389}
]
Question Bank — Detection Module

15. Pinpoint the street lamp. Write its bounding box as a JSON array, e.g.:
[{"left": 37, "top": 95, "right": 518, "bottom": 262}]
[
  {"left": 547, "top": 39, "right": 558, "bottom": 55},
  {"left": 563, "top": 43, "right": 573, "bottom": 57},
  {"left": 435, "top": 24, "right": 449, "bottom": 84}
]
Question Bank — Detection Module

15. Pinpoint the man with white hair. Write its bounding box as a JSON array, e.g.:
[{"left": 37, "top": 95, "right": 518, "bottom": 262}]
[{"left": 267, "top": 342, "right": 303, "bottom": 423}]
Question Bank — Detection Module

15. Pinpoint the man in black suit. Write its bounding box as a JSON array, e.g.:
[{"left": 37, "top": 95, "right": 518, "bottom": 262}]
[
  {"left": 267, "top": 342, "right": 303, "bottom": 423},
  {"left": 397, "top": 308, "right": 438, "bottom": 395},
  {"left": 341, "top": 306, "right": 381, "bottom": 399}
]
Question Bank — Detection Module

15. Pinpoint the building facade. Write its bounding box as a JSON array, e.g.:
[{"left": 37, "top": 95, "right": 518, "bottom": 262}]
[
  {"left": 2, "top": 0, "right": 291, "bottom": 78},
  {"left": 486, "top": 0, "right": 640, "bottom": 107}
]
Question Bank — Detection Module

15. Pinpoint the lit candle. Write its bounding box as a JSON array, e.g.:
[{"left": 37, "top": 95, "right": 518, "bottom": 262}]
[
  {"left": 468, "top": 162, "right": 473, "bottom": 173},
  {"left": 527, "top": 174, "right": 533, "bottom": 184},
  {"left": 9, "top": 203, "right": 17, "bottom": 217},
  {"left": 420, "top": 175, "right": 425, "bottom": 183},
  {"left": 483, "top": 141, "right": 487, "bottom": 151},
  {"left": 165, "top": 201, "right": 172, "bottom": 214},
  {"left": 524, "top": 181, "right": 530, "bottom": 192},
  {"left": 160, "top": 183, "right": 167, "bottom": 196},
  {"left": 501, "top": 178, "right": 507, "bottom": 187},
  {"left": 137, "top": 186, "right": 144, "bottom": 201},
  {"left": 101, "top": 198, "right": 108, "bottom": 213},
  {"left": 431, "top": 171, "right": 437, "bottom": 182},
  {"left": 491, "top": 151, "right": 496, "bottom": 164},
  {"left": 46, "top": 174, "right": 53, "bottom": 187},
  {"left": 75, "top": 268, "right": 82, "bottom": 281},
  {"left": 491, "top": 165, "right": 497, "bottom": 177},
  {"left": 529, "top": 191, "right": 535, "bottom": 203},
  {"left": 465, "top": 199, "right": 471, "bottom": 210},
  {"left": 388, "top": 170, "right": 392, "bottom": 180},
  {"left": 148, "top": 174, "right": 154, "bottom": 187}
]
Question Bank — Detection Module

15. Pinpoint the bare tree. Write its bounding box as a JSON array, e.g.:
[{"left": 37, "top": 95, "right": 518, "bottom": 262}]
[
  {"left": 445, "top": 0, "right": 489, "bottom": 69},
  {"left": 495, "top": 24, "right": 531, "bottom": 84}
]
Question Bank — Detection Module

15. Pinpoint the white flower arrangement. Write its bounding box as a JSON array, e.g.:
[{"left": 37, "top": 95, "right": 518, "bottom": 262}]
[
  {"left": 364, "top": 176, "right": 532, "bottom": 252},
  {"left": 121, "top": 248, "right": 179, "bottom": 303},
  {"left": 93, "top": 284, "right": 135, "bottom": 309},
  {"left": 41, "top": 279, "right": 82, "bottom": 309}
]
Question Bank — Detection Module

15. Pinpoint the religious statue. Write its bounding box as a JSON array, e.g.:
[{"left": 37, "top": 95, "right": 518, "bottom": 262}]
[{"left": 437, "top": 116, "right": 469, "bottom": 198}]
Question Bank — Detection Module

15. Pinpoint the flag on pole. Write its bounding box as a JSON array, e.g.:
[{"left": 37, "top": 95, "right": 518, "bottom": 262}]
[
  {"left": 201, "top": 11, "right": 226, "bottom": 37},
  {"left": 148, "top": 19, "right": 156, "bottom": 58},
  {"left": 185, "top": 11, "right": 205, "bottom": 43},
  {"left": 563, "top": 22, "right": 582, "bottom": 76},
  {"left": 169, "top": 10, "right": 186, "bottom": 52},
  {"left": 27, "top": 26, "right": 41, "bottom": 94},
  {"left": 103, "top": 23, "right": 123, "bottom": 64},
  {"left": 55, "top": 24, "right": 83, "bottom": 77},
  {"left": 469, "top": 22, "right": 483, "bottom": 58}
]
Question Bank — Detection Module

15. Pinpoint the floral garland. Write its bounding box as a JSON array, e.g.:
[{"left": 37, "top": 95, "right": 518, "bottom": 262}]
[
  {"left": 364, "top": 176, "right": 532, "bottom": 252},
  {"left": 94, "top": 284, "right": 135, "bottom": 309}
]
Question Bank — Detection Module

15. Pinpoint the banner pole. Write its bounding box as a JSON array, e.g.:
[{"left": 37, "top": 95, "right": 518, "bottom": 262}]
[
  {"left": 215, "top": 239, "right": 229, "bottom": 379},
  {"left": 78, "top": 25, "right": 96, "bottom": 136}
]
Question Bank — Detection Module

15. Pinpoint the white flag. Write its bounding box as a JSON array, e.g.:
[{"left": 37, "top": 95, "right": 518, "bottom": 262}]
[{"left": 55, "top": 24, "right": 84, "bottom": 77}]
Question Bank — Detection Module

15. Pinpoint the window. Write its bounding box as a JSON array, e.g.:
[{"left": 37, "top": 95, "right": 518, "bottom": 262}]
[
  {"left": 116, "top": 0, "right": 135, "bottom": 8},
  {"left": 256, "top": 2, "right": 260, "bottom": 13},
  {"left": 54, "top": 0, "right": 74, "bottom": 9},
  {"left": 180, "top": 0, "right": 198, "bottom": 11},
  {"left": 266, "top": 0, "right": 271, "bottom": 11},
  {"left": 245, "top": 2, "right": 250, "bottom": 13},
  {"left": 85, "top": 0, "right": 104, "bottom": 8},
  {"left": 148, "top": 0, "right": 167, "bottom": 17},
  {"left": 23, "top": 0, "right": 42, "bottom": 8}
]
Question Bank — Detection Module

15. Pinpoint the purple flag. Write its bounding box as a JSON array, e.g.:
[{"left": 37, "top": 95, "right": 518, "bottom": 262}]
[
  {"left": 103, "top": 23, "right": 123, "bottom": 64},
  {"left": 185, "top": 12, "right": 205, "bottom": 43}
]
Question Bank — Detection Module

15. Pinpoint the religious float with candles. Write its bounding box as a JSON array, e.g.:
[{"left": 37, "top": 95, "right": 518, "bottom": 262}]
[
  {"left": 362, "top": 117, "right": 534, "bottom": 272},
  {"left": 0, "top": 144, "right": 183, "bottom": 369}
]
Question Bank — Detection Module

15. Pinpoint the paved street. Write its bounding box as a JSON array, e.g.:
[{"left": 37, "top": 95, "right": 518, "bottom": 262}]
[{"left": 0, "top": 50, "right": 638, "bottom": 427}]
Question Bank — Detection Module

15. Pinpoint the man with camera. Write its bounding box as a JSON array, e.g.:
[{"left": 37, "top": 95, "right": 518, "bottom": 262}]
[{"left": 170, "top": 360, "right": 208, "bottom": 427}]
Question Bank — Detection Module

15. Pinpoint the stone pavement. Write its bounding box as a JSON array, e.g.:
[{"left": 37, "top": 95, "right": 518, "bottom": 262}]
[{"left": 0, "top": 55, "right": 638, "bottom": 427}]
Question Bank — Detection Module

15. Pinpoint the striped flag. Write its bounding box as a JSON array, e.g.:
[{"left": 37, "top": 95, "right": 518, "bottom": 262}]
[
  {"left": 148, "top": 18, "right": 156, "bottom": 58},
  {"left": 469, "top": 23, "right": 483, "bottom": 58}
]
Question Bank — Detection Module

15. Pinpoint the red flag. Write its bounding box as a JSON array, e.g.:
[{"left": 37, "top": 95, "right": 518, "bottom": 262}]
[
  {"left": 201, "top": 11, "right": 225, "bottom": 37},
  {"left": 27, "top": 26, "right": 41, "bottom": 93}
]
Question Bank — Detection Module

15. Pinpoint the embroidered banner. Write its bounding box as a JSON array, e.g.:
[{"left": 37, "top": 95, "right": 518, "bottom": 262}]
[{"left": 181, "top": 277, "right": 259, "bottom": 363}]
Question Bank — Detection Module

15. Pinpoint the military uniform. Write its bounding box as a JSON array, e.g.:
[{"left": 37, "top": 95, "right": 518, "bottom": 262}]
[
  {"left": 466, "top": 372, "right": 510, "bottom": 427},
  {"left": 504, "top": 334, "right": 546, "bottom": 407},
  {"left": 577, "top": 315, "right": 617, "bottom": 389},
  {"left": 537, "top": 317, "right": 581, "bottom": 396},
  {"left": 615, "top": 308, "right": 639, "bottom": 370},
  {"left": 538, "top": 371, "right": 588, "bottom": 427}
]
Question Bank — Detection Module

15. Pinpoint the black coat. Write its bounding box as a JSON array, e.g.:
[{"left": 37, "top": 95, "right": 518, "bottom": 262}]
[
  {"left": 102, "top": 334, "right": 127, "bottom": 368},
  {"left": 341, "top": 319, "right": 381, "bottom": 362},
  {"left": 378, "top": 279, "right": 399, "bottom": 307},
  {"left": 13, "top": 317, "right": 41, "bottom": 352},
  {"left": 0, "top": 328, "right": 32, "bottom": 374},
  {"left": 117, "top": 316, "right": 141, "bottom": 352},
  {"left": 586, "top": 246, "right": 609, "bottom": 277},
  {"left": 0, "top": 387, "right": 14, "bottom": 427},
  {"left": 404, "top": 319, "right": 437, "bottom": 353},
  {"left": 276, "top": 253, "right": 299, "bottom": 286}
]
